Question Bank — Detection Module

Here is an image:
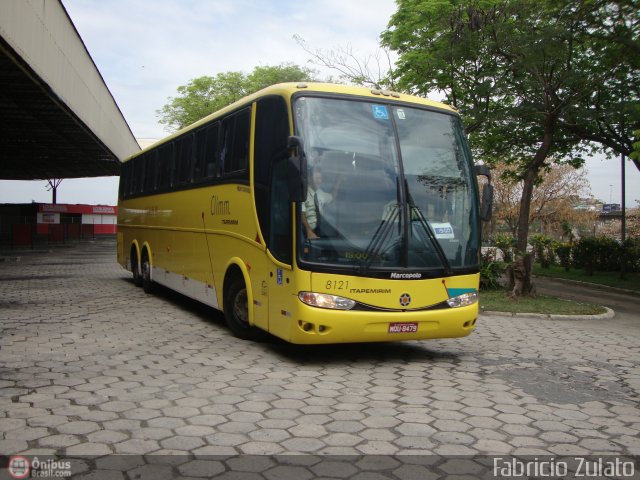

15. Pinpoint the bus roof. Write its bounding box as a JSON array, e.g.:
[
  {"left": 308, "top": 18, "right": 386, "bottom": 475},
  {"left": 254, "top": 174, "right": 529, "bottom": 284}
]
[{"left": 128, "top": 82, "right": 458, "bottom": 161}]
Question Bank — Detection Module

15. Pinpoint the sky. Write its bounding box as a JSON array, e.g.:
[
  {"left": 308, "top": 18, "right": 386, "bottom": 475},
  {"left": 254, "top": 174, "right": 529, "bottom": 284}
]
[{"left": 0, "top": 0, "right": 637, "bottom": 207}]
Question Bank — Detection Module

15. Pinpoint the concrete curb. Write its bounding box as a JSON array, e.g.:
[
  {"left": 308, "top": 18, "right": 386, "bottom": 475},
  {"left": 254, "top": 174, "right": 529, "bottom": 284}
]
[{"left": 481, "top": 306, "right": 615, "bottom": 321}]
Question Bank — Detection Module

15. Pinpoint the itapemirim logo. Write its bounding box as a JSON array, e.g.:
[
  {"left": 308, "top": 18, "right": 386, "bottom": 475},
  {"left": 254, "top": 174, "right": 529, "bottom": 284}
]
[{"left": 399, "top": 293, "right": 411, "bottom": 307}]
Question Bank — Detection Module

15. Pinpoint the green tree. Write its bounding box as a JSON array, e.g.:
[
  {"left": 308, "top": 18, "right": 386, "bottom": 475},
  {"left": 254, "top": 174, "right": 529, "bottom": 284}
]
[
  {"left": 633, "top": 129, "right": 640, "bottom": 163},
  {"left": 246, "top": 64, "right": 315, "bottom": 93},
  {"left": 157, "top": 63, "right": 314, "bottom": 131},
  {"left": 558, "top": 0, "right": 639, "bottom": 170},
  {"left": 383, "top": 0, "right": 639, "bottom": 296}
]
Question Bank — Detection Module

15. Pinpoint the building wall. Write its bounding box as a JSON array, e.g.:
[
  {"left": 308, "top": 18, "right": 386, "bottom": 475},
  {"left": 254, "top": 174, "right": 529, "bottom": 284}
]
[{"left": 0, "top": 203, "right": 117, "bottom": 246}]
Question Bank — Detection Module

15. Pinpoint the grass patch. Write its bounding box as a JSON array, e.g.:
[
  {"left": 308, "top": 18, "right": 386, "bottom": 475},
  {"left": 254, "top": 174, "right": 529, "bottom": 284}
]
[
  {"left": 479, "top": 290, "right": 607, "bottom": 315},
  {"left": 533, "top": 264, "right": 640, "bottom": 292}
]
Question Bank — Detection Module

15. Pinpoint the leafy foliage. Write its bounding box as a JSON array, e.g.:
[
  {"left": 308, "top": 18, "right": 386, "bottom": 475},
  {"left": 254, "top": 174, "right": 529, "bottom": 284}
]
[
  {"left": 633, "top": 129, "right": 640, "bottom": 163},
  {"left": 491, "top": 233, "right": 516, "bottom": 262},
  {"left": 489, "top": 163, "right": 595, "bottom": 240},
  {"left": 479, "top": 250, "right": 505, "bottom": 290},
  {"left": 157, "top": 64, "right": 314, "bottom": 131},
  {"left": 554, "top": 242, "right": 573, "bottom": 271},
  {"left": 572, "top": 236, "right": 623, "bottom": 274},
  {"left": 623, "top": 237, "right": 640, "bottom": 273},
  {"left": 544, "top": 236, "right": 640, "bottom": 274},
  {"left": 383, "top": 0, "right": 639, "bottom": 162},
  {"left": 529, "top": 234, "right": 555, "bottom": 268}
]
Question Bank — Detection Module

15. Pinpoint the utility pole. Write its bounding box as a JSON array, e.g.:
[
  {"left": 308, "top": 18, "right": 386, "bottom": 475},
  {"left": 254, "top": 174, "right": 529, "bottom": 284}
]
[
  {"left": 620, "top": 153, "right": 626, "bottom": 280},
  {"left": 46, "top": 179, "right": 63, "bottom": 204},
  {"left": 619, "top": 85, "right": 626, "bottom": 281}
]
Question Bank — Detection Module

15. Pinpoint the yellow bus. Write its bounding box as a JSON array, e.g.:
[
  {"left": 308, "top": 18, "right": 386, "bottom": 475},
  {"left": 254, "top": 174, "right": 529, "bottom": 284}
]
[{"left": 117, "top": 83, "right": 491, "bottom": 344}]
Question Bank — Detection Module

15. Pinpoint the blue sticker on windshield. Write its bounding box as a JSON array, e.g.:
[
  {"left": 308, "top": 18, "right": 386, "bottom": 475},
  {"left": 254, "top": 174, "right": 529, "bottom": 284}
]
[{"left": 372, "top": 105, "right": 389, "bottom": 120}]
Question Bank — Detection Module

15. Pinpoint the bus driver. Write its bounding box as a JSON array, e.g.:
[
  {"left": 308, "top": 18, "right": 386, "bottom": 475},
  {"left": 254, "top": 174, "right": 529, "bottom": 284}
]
[{"left": 301, "top": 165, "right": 343, "bottom": 239}]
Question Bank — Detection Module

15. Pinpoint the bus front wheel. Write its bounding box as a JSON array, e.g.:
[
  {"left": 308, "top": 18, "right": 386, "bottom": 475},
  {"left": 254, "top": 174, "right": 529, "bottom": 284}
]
[{"left": 224, "top": 275, "right": 264, "bottom": 341}]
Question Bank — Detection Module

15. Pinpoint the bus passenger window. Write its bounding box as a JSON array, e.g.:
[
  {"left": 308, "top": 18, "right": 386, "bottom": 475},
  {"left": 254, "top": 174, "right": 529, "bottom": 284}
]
[
  {"left": 143, "top": 151, "right": 158, "bottom": 193},
  {"left": 157, "top": 143, "right": 175, "bottom": 189},
  {"left": 175, "top": 135, "right": 194, "bottom": 185},
  {"left": 121, "top": 161, "right": 132, "bottom": 198},
  {"left": 132, "top": 156, "right": 145, "bottom": 195},
  {"left": 220, "top": 108, "right": 251, "bottom": 177},
  {"left": 194, "top": 123, "right": 218, "bottom": 181}
]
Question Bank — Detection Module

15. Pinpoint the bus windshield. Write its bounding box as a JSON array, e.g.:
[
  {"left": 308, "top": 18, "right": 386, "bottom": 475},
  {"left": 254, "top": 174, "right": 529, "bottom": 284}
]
[{"left": 294, "top": 96, "right": 479, "bottom": 274}]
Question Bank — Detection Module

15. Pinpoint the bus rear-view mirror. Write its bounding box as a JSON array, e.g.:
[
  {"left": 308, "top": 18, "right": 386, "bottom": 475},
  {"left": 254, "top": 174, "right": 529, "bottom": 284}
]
[
  {"left": 474, "top": 164, "right": 493, "bottom": 221},
  {"left": 480, "top": 183, "right": 493, "bottom": 221}
]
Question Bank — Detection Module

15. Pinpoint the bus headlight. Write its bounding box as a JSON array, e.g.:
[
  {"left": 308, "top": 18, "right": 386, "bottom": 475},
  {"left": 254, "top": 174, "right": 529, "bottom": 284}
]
[
  {"left": 446, "top": 292, "right": 478, "bottom": 308},
  {"left": 298, "top": 292, "right": 356, "bottom": 310}
]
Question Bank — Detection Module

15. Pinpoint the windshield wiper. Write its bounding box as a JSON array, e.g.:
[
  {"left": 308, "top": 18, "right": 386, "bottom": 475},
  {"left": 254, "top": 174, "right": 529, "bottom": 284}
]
[
  {"left": 358, "top": 203, "right": 400, "bottom": 275},
  {"left": 410, "top": 204, "right": 452, "bottom": 276}
]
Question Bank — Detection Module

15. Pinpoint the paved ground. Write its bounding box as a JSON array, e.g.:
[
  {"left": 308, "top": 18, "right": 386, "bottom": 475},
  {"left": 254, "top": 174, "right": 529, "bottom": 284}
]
[
  {"left": 0, "top": 239, "right": 639, "bottom": 476},
  {"left": 535, "top": 275, "right": 639, "bottom": 324}
]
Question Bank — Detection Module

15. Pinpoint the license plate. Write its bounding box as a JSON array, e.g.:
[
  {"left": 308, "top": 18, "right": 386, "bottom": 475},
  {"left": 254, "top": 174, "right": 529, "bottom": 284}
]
[{"left": 388, "top": 322, "right": 418, "bottom": 333}]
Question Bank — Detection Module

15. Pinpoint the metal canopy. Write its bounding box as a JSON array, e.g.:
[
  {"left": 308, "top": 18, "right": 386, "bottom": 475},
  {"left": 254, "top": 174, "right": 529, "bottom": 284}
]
[
  {"left": 0, "top": 0, "right": 139, "bottom": 181},
  {"left": 0, "top": 40, "right": 120, "bottom": 180}
]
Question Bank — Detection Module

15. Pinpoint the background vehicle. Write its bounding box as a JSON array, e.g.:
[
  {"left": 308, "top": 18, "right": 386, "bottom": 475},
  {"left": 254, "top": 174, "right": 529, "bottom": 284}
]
[{"left": 117, "top": 83, "right": 491, "bottom": 344}]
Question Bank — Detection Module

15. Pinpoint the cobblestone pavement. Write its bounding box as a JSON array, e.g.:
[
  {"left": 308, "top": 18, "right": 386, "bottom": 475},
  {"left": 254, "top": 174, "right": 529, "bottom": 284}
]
[{"left": 1, "top": 239, "right": 639, "bottom": 466}]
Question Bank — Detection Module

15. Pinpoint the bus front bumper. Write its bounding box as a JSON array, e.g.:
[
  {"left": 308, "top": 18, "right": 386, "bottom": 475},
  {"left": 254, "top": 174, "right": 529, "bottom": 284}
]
[{"left": 285, "top": 302, "right": 478, "bottom": 344}]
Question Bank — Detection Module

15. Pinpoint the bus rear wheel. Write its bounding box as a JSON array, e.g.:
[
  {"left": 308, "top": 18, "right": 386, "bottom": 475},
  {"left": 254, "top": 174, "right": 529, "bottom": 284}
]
[
  {"left": 141, "top": 253, "right": 154, "bottom": 294},
  {"left": 224, "top": 276, "right": 264, "bottom": 341}
]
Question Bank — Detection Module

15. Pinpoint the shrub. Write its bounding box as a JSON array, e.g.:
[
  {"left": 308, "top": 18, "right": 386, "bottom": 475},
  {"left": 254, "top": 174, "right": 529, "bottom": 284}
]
[
  {"left": 573, "top": 236, "right": 621, "bottom": 274},
  {"left": 529, "top": 234, "right": 555, "bottom": 268},
  {"left": 554, "top": 242, "right": 572, "bottom": 271},
  {"left": 551, "top": 235, "right": 640, "bottom": 274},
  {"left": 492, "top": 234, "right": 516, "bottom": 263},
  {"left": 621, "top": 237, "right": 640, "bottom": 273},
  {"left": 480, "top": 251, "right": 505, "bottom": 290}
]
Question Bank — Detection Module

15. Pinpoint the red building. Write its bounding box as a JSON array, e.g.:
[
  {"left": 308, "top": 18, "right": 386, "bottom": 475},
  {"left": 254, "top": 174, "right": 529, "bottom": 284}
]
[{"left": 0, "top": 203, "right": 117, "bottom": 247}]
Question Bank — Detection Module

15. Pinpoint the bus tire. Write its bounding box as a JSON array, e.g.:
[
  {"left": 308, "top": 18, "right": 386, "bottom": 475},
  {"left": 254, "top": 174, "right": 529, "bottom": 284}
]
[
  {"left": 224, "top": 275, "right": 264, "bottom": 341},
  {"left": 132, "top": 248, "right": 142, "bottom": 287},
  {"left": 141, "top": 251, "right": 154, "bottom": 294}
]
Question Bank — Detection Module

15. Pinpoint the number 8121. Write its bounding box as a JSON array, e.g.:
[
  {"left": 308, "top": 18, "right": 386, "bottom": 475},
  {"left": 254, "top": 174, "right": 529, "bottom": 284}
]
[{"left": 325, "top": 280, "right": 349, "bottom": 290}]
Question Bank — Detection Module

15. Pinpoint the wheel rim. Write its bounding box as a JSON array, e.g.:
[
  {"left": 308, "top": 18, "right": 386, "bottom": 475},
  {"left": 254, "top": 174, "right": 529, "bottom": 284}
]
[
  {"left": 142, "top": 260, "right": 150, "bottom": 281},
  {"left": 232, "top": 288, "right": 248, "bottom": 325}
]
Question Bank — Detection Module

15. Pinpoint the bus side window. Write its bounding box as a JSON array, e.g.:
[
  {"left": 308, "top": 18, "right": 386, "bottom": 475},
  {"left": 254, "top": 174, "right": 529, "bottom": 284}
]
[
  {"left": 131, "top": 156, "right": 144, "bottom": 196},
  {"left": 120, "top": 160, "right": 131, "bottom": 199},
  {"left": 194, "top": 123, "right": 218, "bottom": 181},
  {"left": 144, "top": 151, "right": 158, "bottom": 193},
  {"left": 136, "top": 155, "right": 146, "bottom": 195},
  {"left": 220, "top": 108, "right": 251, "bottom": 178},
  {"left": 157, "top": 143, "right": 175, "bottom": 190},
  {"left": 175, "top": 134, "right": 194, "bottom": 185}
]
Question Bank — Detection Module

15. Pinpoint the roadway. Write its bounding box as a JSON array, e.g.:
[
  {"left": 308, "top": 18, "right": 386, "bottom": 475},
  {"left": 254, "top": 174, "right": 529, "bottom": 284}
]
[
  {"left": 0, "top": 239, "right": 638, "bottom": 478},
  {"left": 535, "top": 275, "right": 639, "bottom": 331}
]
